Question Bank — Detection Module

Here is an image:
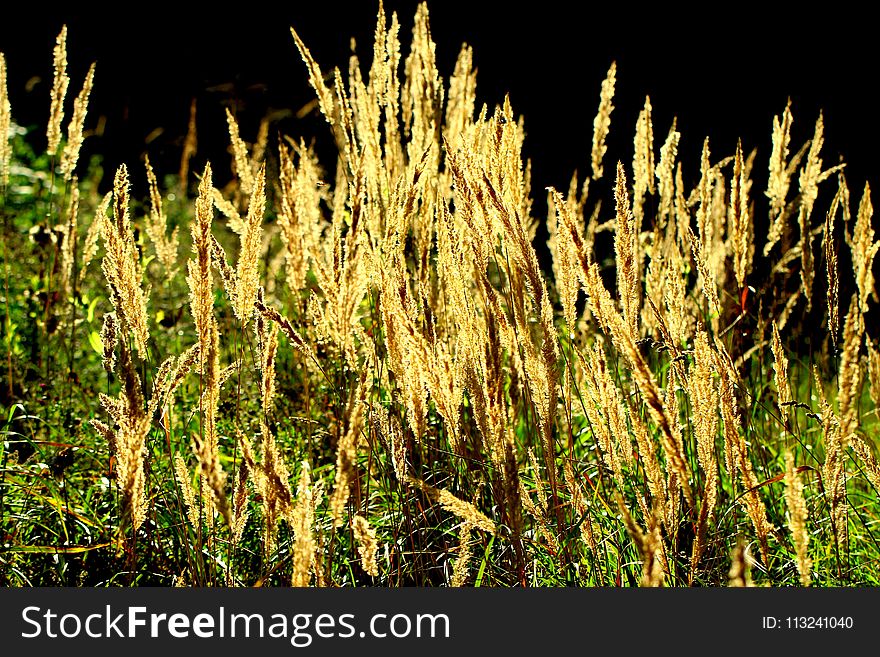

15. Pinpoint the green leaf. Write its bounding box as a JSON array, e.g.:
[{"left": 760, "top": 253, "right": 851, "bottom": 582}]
[
  {"left": 87, "top": 297, "right": 99, "bottom": 323},
  {"left": 88, "top": 330, "right": 103, "bottom": 356},
  {"left": 474, "top": 534, "right": 495, "bottom": 587}
]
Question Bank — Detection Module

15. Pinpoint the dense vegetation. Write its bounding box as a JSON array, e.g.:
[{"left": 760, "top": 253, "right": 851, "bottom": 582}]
[{"left": 1, "top": 3, "right": 879, "bottom": 587}]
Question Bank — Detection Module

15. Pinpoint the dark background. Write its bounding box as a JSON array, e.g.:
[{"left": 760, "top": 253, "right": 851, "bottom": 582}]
[{"left": 0, "top": 2, "right": 876, "bottom": 218}]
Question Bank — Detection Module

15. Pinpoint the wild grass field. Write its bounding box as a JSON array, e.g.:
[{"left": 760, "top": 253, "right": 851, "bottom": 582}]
[{"left": 1, "top": 3, "right": 879, "bottom": 587}]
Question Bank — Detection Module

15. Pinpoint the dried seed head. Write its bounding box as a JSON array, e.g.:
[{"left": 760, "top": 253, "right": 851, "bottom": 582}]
[
  {"left": 330, "top": 379, "right": 366, "bottom": 527},
  {"left": 173, "top": 454, "right": 200, "bottom": 530},
  {"left": 59, "top": 183, "right": 79, "bottom": 297},
  {"left": 614, "top": 162, "right": 639, "bottom": 338},
  {"left": 60, "top": 62, "right": 95, "bottom": 180},
  {"left": 765, "top": 100, "right": 795, "bottom": 256},
  {"left": 290, "top": 26, "right": 338, "bottom": 129},
  {"left": 192, "top": 427, "right": 230, "bottom": 528},
  {"left": 291, "top": 461, "right": 316, "bottom": 587},
  {"left": 406, "top": 477, "right": 495, "bottom": 534},
  {"left": 729, "top": 141, "right": 753, "bottom": 288},
  {"left": 352, "top": 515, "right": 379, "bottom": 577},
  {"left": 838, "top": 295, "right": 863, "bottom": 439},
  {"left": 687, "top": 225, "right": 721, "bottom": 317},
  {"left": 825, "top": 204, "right": 840, "bottom": 344},
  {"left": 853, "top": 183, "right": 879, "bottom": 314},
  {"left": 0, "top": 53, "right": 12, "bottom": 188},
  {"left": 232, "top": 460, "right": 250, "bottom": 543},
  {"left": 584, "top": 262, "right": 694, "bottom": 506},
  {"left": 783, "top": 450, "right": 812, "bottom": 587},
  {"left": 98, "top": 341, "right": 150, "bottom": 532},
  {"left": 717, "top": 345, "right": 773, "bottom": 564},
  {"left": 47, "top": 26, "right": 69, "bottom": 155},
  {"left": 82, "top": 192, "right": 111, "bottom": 271},
  {"left": 655, "top": 120, "right": 680, "bottom": 226},
  {"left": 100, "top": 164, "right": 151, "bottom": 353},
  {"left": 188, "top": 163, "right": 215, "bottom": 362},
  {"left": 144, "top": 155, "right": 180, "bottom": 280},
  {"left": 450, "top": 522, "right": 474, "bottom": 587},
  {"left": 771, "top": 322, "right": 793, "bottom": 410},
  {"left": 688, "top": 330, "right": 720, "bottom": 578},
  {"left": 616, "top": 495, "right": 664, "bottom": 587},
  {"left": 851, "top": 437, "right": 880, "bottom": 497},
  {"left": 591, "top": 61, "right": 616, "bottom": 180},
  {"left": 225, "top": 108, "right": 255, "bottom": 195},
  {"left": 234, "top": 164, "right": 266, "bottom": 324},
  {"left": 822, "top": 404, "right": 847, "bottom": 546},
  {"left": 632, "top": 96, "right": 655, "bottom": 221},
  {"left": 258, "top": 317, "right": 279, "bottom": 416}
]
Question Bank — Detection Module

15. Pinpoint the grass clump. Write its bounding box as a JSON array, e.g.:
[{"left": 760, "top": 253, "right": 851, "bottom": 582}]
[{"left": 1, "top": 3, "right": 879, "bottom": 587}]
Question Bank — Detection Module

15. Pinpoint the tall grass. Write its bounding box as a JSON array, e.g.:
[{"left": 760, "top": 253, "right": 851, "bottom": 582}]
[{"left": 1, "top": 3, "right": 879, "bottom": 587}]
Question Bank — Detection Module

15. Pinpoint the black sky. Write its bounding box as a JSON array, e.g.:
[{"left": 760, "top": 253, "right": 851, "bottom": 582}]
[{"left": 1, "top": 2, "right": 877, "bottom": 205}]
